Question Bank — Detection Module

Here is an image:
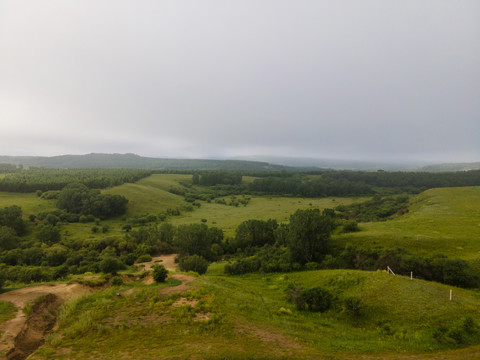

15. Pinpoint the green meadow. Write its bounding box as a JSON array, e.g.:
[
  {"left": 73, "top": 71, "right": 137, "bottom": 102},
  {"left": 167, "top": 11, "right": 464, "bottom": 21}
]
[
  {"left": 336, "top": 187, "right": 480, "bottom": 264},
  {"left": 2, "top": 173, "right": 480, "bottom": 359},
  {"left": 28, "top": 268, "right": 480, "bottom": 359}
]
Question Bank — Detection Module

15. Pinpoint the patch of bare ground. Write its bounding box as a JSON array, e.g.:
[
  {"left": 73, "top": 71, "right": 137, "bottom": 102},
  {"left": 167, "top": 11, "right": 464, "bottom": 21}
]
[
  {"left": 172, "top": 298, "right": 198, "bottom": 307},
  {"left": 136, "top": 254, "right": 179, "bottom": 272},
  {"left": 142, "top": 273, "right": 155, "bottom": 285},
  {"left": 0, "top": 283, "right": 91, "bottom": 358},
  {"left": 6, "top": 293, "right": 60, "bottom": 360},
  {"left": 158, "top": 274, "right": 196, "bottom": 295},
  {"left": 233, "top": 320, "right": 307, "bottom": 358}
]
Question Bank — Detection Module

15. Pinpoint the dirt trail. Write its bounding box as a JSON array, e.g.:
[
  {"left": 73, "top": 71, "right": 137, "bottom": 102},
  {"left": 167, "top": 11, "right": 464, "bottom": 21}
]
[
  {"left": 136, "top": 254, "right": 179, "bottom": 271},
  {"left": 0, "top": 283, "right": 91, "bottom": 358}
]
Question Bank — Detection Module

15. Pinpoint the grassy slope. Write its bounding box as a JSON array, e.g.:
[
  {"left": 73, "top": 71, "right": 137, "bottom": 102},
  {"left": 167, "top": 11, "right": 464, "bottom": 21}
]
[
  {"left": 335, "top": 187, "right": 480, "bottom": 265},
  {"left": 4, "top": 176, "right": 480, "bottom": 358},
  {"left": 29, "top": 268, "right": 480, "bottom": 359},
  {"left": 104, "top": 174, "right": 367, "bottom": 237},
  {"left": 0, "top": 192, "right": 57, "bottom": 217},
  {"left": 169, "top": 196, "right": 366, "bottom": 237}
]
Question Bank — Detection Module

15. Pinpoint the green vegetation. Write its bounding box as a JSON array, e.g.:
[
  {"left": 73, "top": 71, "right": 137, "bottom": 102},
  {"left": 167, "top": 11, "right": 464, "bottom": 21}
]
[
  {"left": 0, "top": 168, "right": 152, "bottom": 192},
  {"left": 28, "top": 269, "right": 480, "bottom": 359},
  {"left": 152, "top": 264, "right": 168, "bottom": 282},
  {"left": 0, "top": 300, "right": 16, "bottom": 323},
  {"left": 0, "top": 169, "right": 479, "bottom": 358}
]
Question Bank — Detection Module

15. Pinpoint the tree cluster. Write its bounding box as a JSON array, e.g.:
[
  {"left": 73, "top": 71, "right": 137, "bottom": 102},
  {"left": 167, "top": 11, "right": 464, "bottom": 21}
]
[
  {"left": 57, "top": 183, "right": 128, "bottom": 219},
  {"left": 0, "top": 168, "right": 152, "bottom": 193},
  {"left": 192, "top": 171, "right": 243, "bottom": 186}
]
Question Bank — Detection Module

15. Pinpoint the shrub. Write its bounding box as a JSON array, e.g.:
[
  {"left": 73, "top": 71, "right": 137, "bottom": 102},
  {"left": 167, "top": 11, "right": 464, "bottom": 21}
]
[
  {"left": 110, "top": 276, "right": 124, "bottom": 286},
  {"left": 300, "top": 287, "right": 333, "bottom": 312},
  {"left": 121, "top": 253, "right": 136, "bottom": 266},
  {"left": 305, "top": 262, "right": 319, "bottom": 271},
  {"left": 343, "top": 220, "right": 360, "bottom": 233},
  {"left": 179, "top": 255, "right": 209, "bottom": 275},
  {"left": 152, "top": 264, "right": 168, "bottom": 283},
  {"left": 136, "top": 254, "right": 152, "bottom": 263},
  {"left": 344, "top": 296, "right": 363, "bottom": 318},
  {"left": 285, "top": 283, "right": 305, "bottom": 310},
  {"left": 99, "top": 257, "right": 125, "bottom": 275}
]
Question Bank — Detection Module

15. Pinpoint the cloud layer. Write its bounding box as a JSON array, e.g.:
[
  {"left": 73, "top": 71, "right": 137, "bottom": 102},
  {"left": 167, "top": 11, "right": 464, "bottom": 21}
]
[{"left": 1, "top": 1, "right": 479, "bottom": 162}]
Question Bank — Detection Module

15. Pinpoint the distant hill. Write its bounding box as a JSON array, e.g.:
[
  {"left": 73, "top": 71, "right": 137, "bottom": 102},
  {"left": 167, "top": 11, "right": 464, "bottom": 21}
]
[
  {"left": 0, "top": 153, "right": 296, "bottom": 171},
  {"left": 232, "top": 155, "right": 427, "bottom": 171},
  {"left": 416, "top": 162, "right": 480, "bottom": 172}
]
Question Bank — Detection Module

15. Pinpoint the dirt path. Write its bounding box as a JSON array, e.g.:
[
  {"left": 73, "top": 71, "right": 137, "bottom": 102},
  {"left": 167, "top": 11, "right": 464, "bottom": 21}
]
[
  {"left": 0, "top": 283, "right": 91, "bottom": 357},
  {"left": 136, "top": 254, "right": 179, "bottom": 271}
]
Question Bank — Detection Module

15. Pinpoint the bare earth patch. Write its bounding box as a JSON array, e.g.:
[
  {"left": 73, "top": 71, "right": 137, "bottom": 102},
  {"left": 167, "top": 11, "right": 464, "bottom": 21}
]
[
  {"left": 136, "top": 254, "right": 179, "bottom": 272},
  {"left": 158, "top": 274, "right": 196, "bottom": 295},
  {"left": 0, "top": 283, "right": 91, "bottom": 358}
]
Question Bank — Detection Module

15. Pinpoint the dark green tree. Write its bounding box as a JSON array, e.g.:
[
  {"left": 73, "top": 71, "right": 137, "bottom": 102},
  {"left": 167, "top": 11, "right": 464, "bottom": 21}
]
[
  {"left": 0, "top": 205, "right": 26, "bottom": 235},
  {"left": 179, "top": 254, "right": 209, "bottom": 274},
  {"left": 288, "top": 209, "right": 334, "bottom": 264},
  {"left": 0, "top": 226, "right": 18, "bottom": 250},
  {"left": 152, "top": 264, "right": 168, "bottom": 283}
]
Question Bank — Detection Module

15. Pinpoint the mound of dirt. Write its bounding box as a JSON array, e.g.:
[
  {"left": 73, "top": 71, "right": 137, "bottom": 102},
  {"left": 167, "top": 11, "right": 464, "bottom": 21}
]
[{"left": 6, "top": 293, "right": 61, "bottom": 360}]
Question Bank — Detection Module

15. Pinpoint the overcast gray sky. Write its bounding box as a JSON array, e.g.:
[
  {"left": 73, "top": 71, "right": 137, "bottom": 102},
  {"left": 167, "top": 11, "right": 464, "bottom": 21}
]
[{"left": 1, "top": 0, "right": 479, "bottom": 163}]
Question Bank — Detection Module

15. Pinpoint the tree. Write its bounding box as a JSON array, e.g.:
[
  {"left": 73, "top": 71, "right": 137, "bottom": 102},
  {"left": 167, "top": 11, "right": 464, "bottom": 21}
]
[
  {"left": 288, "top": 209, "right": 334, "bottom": 264},
  {"left": 99, "top": 257, "right": 125, "bottom": 275},
  {"left": 152, "top": 264, "right": 168, "bottom": 283},
  {"left": 234, "top": 219, "right": 277, "bottom": 250},
  {"left": 174, "top": 224, "right": 223, "bottom": 261},
  {"left": 179, "top": 254, "right": 209, "bottom": 274},
  {"left": 0, "top": 205, "right": 26, "bottom": 236},
  {"left": 37, "top": 225, "right": 61, "bottom": 245},
  {"left": 0, "top": 226, "right": 18, "bottom": 250}
]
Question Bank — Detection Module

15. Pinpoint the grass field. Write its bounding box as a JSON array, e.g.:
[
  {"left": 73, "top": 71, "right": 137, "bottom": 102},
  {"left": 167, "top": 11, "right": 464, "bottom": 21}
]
[
  {"left": 335, "top": 187, "right": 480, "bottom": 263},
  {"left": 103, "top": 174, "right": 190, "bottom": 216},
  {"left": 103, "top": 174, "right": 369, "bottom": 236},
  {"left": 28, "top": 268, "right": 480, "bottom": 359},
  {"left": 0, "top": 192, "right": 56, "bottom": 217},
  {"left": 169, "top": 196, "right": 367, "bottom": 237},
  {"left": 2, "top": 175, "right": 480, "bottom": 358}
]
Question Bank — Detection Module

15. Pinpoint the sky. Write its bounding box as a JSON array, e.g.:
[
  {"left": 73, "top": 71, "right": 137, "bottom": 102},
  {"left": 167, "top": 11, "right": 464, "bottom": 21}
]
[{"left": 1, "top": 1, "right": 479, "bottom": 163}]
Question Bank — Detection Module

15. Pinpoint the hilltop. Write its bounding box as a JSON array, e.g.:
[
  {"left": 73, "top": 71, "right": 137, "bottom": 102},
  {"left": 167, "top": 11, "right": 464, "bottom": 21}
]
[{"left": 0, "top": 153, "right": 296, "bottom": 171}]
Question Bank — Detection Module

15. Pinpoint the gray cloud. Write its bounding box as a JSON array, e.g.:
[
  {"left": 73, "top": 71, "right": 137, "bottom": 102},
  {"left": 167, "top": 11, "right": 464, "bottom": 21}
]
[{"left": 1, "top": 0, "right": 479, "bottom": 162}]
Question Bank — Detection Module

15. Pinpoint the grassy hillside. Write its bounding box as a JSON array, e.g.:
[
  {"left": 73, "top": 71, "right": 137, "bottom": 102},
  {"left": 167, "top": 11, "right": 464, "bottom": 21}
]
[
  {"left": 335, "top": 187, "right": 480, "bottom": 264},
  {"left": 103, "top": 174, "right": 190, "bottom": 216},
  {"left": 29, "top": 269, "right": 480, "bottom": 359},
  {"left": 102, "top": 174, "right": 367, "bottom": 237},
  {"left": 0, "top": 191, "right": 56, "bottom": 216}
]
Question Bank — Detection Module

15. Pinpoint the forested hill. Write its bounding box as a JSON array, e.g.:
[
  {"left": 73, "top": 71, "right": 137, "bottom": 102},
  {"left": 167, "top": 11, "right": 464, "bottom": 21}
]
[
  {"left": 416, "top": 162, "right": 480, "bottom": 172},
  {"left": 0, "top": 153, "right": 295, "bottom": 171}
]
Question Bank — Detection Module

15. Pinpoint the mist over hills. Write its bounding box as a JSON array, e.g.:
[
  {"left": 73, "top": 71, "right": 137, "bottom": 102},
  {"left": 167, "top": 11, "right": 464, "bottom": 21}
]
[
  {"left": 0, "top": 153, "right": 478, "bottom": 172},
  {"left": 0, "top": 153, "right": 291, "bottom": 171}
]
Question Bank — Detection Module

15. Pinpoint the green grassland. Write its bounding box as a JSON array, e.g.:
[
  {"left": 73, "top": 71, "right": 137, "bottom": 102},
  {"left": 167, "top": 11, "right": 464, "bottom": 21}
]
[
  {"left": 0, "top": 191, "right": 56, "bottom": 216},
  {"left": 169, "top": 196, "right": 366, "bottom": 237},
  {"left": 3, "top": 174, "right": 480, "bottom": 358},
  {"left": 103, "top": 174, "right": 191, "bottom": 216},
  {"left": 102, "top": 174, "right": 368, "bottom": 236},
  {"left": 335, "top": 187, "right": 480, "bottom": 264},
  {"left": 29, "top": 269, "right": 480, "bottom": 359}
]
